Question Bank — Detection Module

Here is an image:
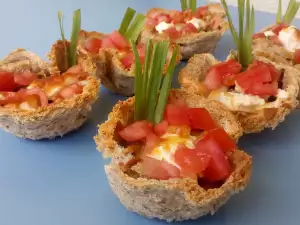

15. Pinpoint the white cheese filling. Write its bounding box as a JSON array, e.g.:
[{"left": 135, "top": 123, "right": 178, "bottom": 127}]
[
  {"left": 155, "top": 17, "right": 204, "bottom": 33},
  {"left": 278, "top": 26, "right": 300, "bottom": 52}
]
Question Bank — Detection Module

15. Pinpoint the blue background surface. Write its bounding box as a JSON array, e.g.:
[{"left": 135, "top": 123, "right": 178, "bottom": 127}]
[{"left": 0, "top": 1, "right": 300, "bottom": 225}]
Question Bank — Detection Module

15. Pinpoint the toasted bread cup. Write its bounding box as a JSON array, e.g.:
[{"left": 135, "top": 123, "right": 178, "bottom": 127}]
[
  {"left": 179, "top": 53, "right": 299, "bottom": 133},
  {"left": 0, "top": 49, "right": 100, "bottom": 140},
  {"left": 94, "top": 89, "right": 252, "bottom": 222},
  {"left": 140, "top": 3, "right": 229, "bottom": 60}
]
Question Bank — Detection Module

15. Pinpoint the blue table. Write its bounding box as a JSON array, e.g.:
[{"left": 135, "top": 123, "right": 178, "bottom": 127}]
[{"left": 1, "top": 1, "right": 300, "bottom": 225}]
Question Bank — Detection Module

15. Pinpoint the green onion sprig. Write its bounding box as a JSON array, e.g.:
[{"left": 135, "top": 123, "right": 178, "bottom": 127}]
[
  {"left": 119, "top": 7, "right": 146, "bottom": 43},
  {"left": 57, "top": 9, "right": 81, "bottom": 68},
  {"left": 277, "top": 0, "right": 300, "bottom": 25},
  {"left": 221, "top": 0, "right": 255, "bottom": 68},
  {"left": 181, "top": 0, "right": 197, "bottom": 12},
  {"left": 131, "top": 39, "right": 178, "bottom": 124}
]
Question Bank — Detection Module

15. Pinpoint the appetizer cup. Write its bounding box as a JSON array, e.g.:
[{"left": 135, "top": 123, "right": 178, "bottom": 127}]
[
  {"left": 179, "top": 53, "right": 299, "bottom": 133},
  {"left": 140, "top": 2, "right": 229, "bottom": 60},
  {"left": 94, "top": 89, "right": 252, "bottom": 222},
  {"left": 0, "top": 49, "right": 100, "bottom": 140}
]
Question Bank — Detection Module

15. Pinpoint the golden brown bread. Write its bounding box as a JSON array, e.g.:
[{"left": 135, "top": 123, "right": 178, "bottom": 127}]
[{"left": 94, "top": 89, "right": 252, "bottom": 222}]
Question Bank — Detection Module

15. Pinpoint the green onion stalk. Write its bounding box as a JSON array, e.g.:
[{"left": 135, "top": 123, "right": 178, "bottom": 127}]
[
  {"left": 181, "top": 0, "right": 197, "bottom": 12},
  {"left": 276, "top": 0, "right": 300, "bottom": 25},
  {"left": 132, "top": 39, "right": 178, "bottom": 124},
  {"left": 221, "top": 0, "right": 255, "bottom": 69}
]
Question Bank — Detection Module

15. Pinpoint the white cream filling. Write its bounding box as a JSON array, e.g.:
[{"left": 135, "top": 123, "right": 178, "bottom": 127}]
[
  {"left": 155, "top": 22, "right": 174, "bottom": 33},
  {"left": 155, "top": 17, "right": 204, "bottom": 33},
  {"left": 186, "top": 17, "right": 205, "bottom": 30},
  {"left": 278, "top": 26, "right": 300, "bottom": 52}
]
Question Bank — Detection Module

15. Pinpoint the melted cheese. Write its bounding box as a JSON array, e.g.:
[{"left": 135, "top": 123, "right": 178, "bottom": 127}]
[
  {"left": 278, "top": 26, "right": 300, "bottom": 52},
  {"left": 155, "top": 22, "right": 174, "bottom": 33},
  {"left": 147, "top": 132, "right": 197, "bottom": 169}
]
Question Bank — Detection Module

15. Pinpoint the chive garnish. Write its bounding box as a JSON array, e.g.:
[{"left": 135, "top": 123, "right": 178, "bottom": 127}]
[
  {"left": 283, "top": 0, "right": 300, "bottom": 24},
  {"left": 119, "top": 7, "right": 145, "bottom": 43},
  {"left": 221, "top": 0, "right": 255, "bottom": 68},
  {"left": 57, "top": 9, "right": 81, "bottom": 68},
  {"left": 131, "top": 40, "right": 178, "bottom": 124},
  {"left": 276, "top": 0, "right": 282, "bottom": 23},
  {"left": 181, "top": 0, "right": 197, "bottom": 12}
]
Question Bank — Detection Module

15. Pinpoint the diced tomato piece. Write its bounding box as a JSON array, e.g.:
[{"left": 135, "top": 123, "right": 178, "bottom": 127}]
[
  {"left": 187, "top": 108, "right": 217, "bottom": 130},
  {"left": 164, "top": 103, "right": 190, "bottom": 127},
  {"left": 270, "top": 35, "right": 283, "bottom": 46},
  {"left": 140, "top": 156, "right": 181, "bottom": 180},
  {"left": 14, "top": 71, "right": 38, "bottom": 86},
  {"left": 252, "top": 32, "right": 266, "bottom": 40},
  {"left": 118, "top": 120, "right": 153, "bottom": 142},
  {"left": 19, "top": 88, "right": 48, "bottom": 107},
  {"left": 157, "top": 14, "right": 172, "bottom": 23},
  {"left": 120, "top": 53, "right": 134, "bottom": 69},
  {"left": 85, "top": 38, "right": 102, "bottom": 54},
  {"left": 182, "top": 23, "right": 198, "bottom": 34},
  {"left": 66, "top": 65, "right": 83, "bottom": 74},
  {"left": 108, "top": 30, "right": 129, "bottom": 50},
  {"left": 194, "top": 6, "right": 209, "bottom": 18},
  {"left": 169, "top": 10, "right": 184, "bottom": 24},
  {"left": 295, "top": 49, "right": 300, "bottom": 64},
  {"left": 202, "top": 128, "right": 237, "bottom": 152},
  {"left": 0, "top": 92, "right": 20, "bottom": 105},
  {"left": 163, "top": 27, "right": 182, "bottom": 39},
  {"left": 271, "top": 23, "right": 288, "bottom": 35},
  {"left": 252, "top": 60, "right": 280, "bottom": 81},
  {"left": 196, "top": 138, "right": 231, "bottom": 182},
  {"left": 222, "top": 73, "right": 240, "bottom": 86},
  {"left": 245, "top": 81, "right": 278, "bottom": 96},
  {"left": 174, "top": 145, "right": 211, "bottom": 175},
  {"left": 203, "top": 60, "right": 242, "bottom": 90},
  {"left": 101, "top": 37, "right": 117, "bottom": 49},
  {"left": 0, "top": 71, "right": 19, "bottom": 92},
  {"left": 143, "top": 132, "right": 160, "bottom": 155},
  {"left": 58, "top": 83, "right": 83, "bottom": 99},
  {"left": 145, "top": 18, "right": 158, "bottom": 28},
  {"left": 154, "top": 120, "right": 168, "bottom": 136}
]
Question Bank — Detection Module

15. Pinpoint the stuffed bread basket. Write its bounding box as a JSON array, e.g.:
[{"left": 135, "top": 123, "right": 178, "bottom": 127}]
[
  {"left": 140, "top": 2, "right": 229, "bottom": 60},
  {"left": 94, "top": 88, "right": 252, "bottom": 222},
  {"left": 0, "top": 48, "right": 100, "bottom": 140}
]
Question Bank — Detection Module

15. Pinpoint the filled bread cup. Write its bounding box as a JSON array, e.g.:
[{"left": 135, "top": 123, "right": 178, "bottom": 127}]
[
  {"left": 140, "top": 0, "right": 229, "bottom": 60},
  {"left": 179, "top": 0, "right": 300, "bottom": 134},
  {"left": 94, "top": 40, "right": 252, "bottom": 222},
  {"left": 0, "top": 11, "right": 100, "bottom": 140}
]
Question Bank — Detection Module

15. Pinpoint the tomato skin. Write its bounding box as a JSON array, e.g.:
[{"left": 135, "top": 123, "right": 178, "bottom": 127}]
[
  {"left": 0, "top": 92, "right": 21, "bottom": 105},
  {"left": 164, "top": 103, "right": 190, "bottom": 127},
  {"left": 85, "top": 38, "right": 102, "bottom": 53},
  {"left": 174, "top": 145, "right": 211, "bottom": 175},
  {"left": 140, "top": 156, "right": 181, "bottom": 180},
  {"left": 119, "top": 120, "right": 153, "bottom": 142},
  {"left": 187, "top": 108, "right": 217, "bottom": 130},
  {"left": 202, "top": 128, "right": 237, "bottom": 153},
  {"left": 0, "top": 71, "right": 19, "bottom": 92},
  {"left": 14, "top": 71, "right": 38, "bottom": 86},
  {"left": 101, "top": 37, "right": 117, "bottom": 49},
  {"left": 252, "top": 32, "right": 265, "bottom": 39},
  {"left": 109, "top": 30, "right": 129, "bottom": 50},
  {"left": 154, "top": 120, "right": 168, "bottom": 136},
  {"left": 163, "top": 27, "right": 182, "bottom": 39},
  {"left": 58, "top": 83, "right": 83, "bottom": 99},
  {"left": 295, "top": 49, "right": 300, "bottom": 64},
  {"left": 196, "top": 138, "right": 232, "bottom": 182}
]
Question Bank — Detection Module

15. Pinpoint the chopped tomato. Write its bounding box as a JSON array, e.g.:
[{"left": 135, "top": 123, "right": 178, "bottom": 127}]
[
  {"left": 203, "top": 60, "right": 242, "bottom": 90},
  {"left": 187, "top": 108, "right": 217, "bottom": 130},
  {"left": 295, "top": 49, "right": 300, "bottom": 64},
  {"left": 182, "top": 9, "right": 193, "bottom": 21},
  {"left": 101, "top": 37, "right": 117, "bottom": 49},
  {"left": 182, "top": 23, "right": 198, "bottom": 34},
  {"left": 252, "top": 32, "right": 265, "bottom": 39},
  {"left": 163, "top": 27, "right": 182, "bottom": 39},
  {"left": 270, "top": 35, "right": 282, "bottom": 46},
  {"left": 271, "top": 23, "right": 288, "bottom": 35},
  {"left": 0, "top": 92, "right": 20, "bottom": 105},
  {"left": 85, "top": 38, "right": 102, "bottom": 53},
  {"left": 174, "top": 145, "right": 211, "bottom": 175},
  {"left": 157, "top": 14, "right": 172, "bottom": 23},
  {"left": 143, "top": 132, "right": 160, "bottom": 155},
  {"left": 169, "top": 11, "right": 184, "bottom": 23},
  {"left": 14, "top": 71, "right": 38, "bottom": 86},
  {"left": 201, "top": 128, "right": 237, "bottom": 152},
  {"left": 0, "top": 71, "right": 18, "bottom": 92},
  {"left": 66, "top": 65, "right": 83, "bottom": 73},
  {"left": 140, "top": 156, "right": 181, "bottom": 180},
  {"left": 195, "top": 6, "right": 208, "bottom": 18},
  {"left": 164, "top": 103, "right": 190, "bottom": 127},
  {"left": 252, "top": 60, "right": 280, "bottom": 81},
  {"left": 145, "top": 18, "right": 157, "bottom": 28},
  {"left": 108, "top": 30, "right": 129, "bottom": 50},
  {"left": 58, "top": 83, "right": 83, "bottom": 99},
  {"left": 118, "top": 120, "right": 153, "bottom": 142},
  {"left": 154, "top": 120, "right": 168, "bottom": 136},
  {"left": 244, "top": 81, "right": 278, "bottom": 96},
  {"left": 120, "top": 53, "right": 134, "bottom": 69},
  {"left": 20, "top": 88, "right": 48, "bottom": 107},
  {"left": 196, "top": 138, "right": 231, "bottom": 182},
  {"left": 222, "top": 74, "right": 239, "bottom": 86}
]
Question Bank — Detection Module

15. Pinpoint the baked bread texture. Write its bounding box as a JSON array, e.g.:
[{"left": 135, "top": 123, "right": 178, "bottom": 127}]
[{"left": 94, "top": 89, "right": 252, "bottom": 222}]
